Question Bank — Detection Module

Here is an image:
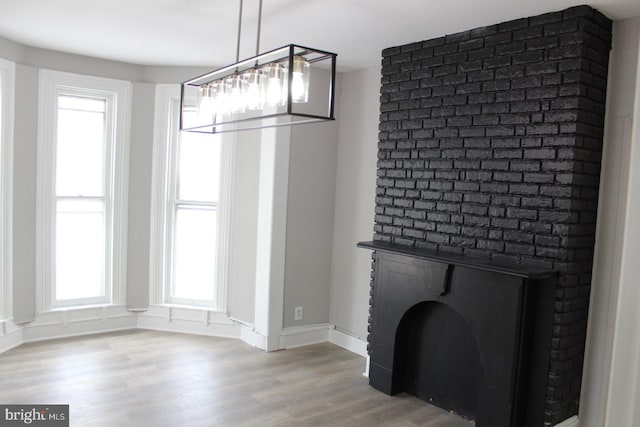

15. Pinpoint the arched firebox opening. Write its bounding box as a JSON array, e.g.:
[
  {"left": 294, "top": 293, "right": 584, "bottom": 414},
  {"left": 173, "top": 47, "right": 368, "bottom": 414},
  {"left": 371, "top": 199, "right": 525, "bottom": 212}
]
[{"left": 393, "top": 301, "right": 482, "bottom": 420}]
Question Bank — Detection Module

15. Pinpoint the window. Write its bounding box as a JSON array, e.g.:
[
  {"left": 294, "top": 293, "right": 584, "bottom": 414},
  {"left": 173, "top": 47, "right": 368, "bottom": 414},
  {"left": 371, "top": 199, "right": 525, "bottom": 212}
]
[
  {"left": 37, "top": 70, "right": 130, "bottom": 309},
  {"left": 150, "top": 85, "right": 231, "bottom": 310},
  {"left": 0, "top": 58, "right": 15, "bottom": 319}
]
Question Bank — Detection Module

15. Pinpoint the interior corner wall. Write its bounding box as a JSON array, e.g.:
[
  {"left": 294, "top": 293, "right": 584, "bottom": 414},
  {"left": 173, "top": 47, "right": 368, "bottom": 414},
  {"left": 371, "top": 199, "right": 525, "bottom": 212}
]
[
  {"left": 126, "top": 82, "right": 155, "bottom": 309},
  {"left": 603, "top": 19, "right": 640, "bottom": 427},
  {"left": 283, "top": 118, "right": 339, "bottom": 328},
  {"left": 226, "top": 130, "right": 261, "bottom": 324},
  {"left": 329, "top": 66, "right": 379, "bottom": 339},
  {"left": 12, "top": 64, "right": 38, "bottom": 324},
  {"left": 579, "top": 16, "right": 640, "bottom": 427}
]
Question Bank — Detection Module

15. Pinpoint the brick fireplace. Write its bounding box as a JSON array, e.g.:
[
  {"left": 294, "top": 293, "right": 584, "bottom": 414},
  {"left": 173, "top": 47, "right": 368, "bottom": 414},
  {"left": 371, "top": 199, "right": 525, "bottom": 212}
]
[{"left": 364, "top": 5, "right": 612, "bottom": 426}]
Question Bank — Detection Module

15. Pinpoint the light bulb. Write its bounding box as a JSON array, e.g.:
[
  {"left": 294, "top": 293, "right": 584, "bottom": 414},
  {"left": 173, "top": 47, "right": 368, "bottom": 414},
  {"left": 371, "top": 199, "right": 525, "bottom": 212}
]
[
  {"left": 215, "top": 80, "right": 230, "bottom": 117},
  {"left": 264, "top": 63, "right": 286, "bottom": 107},
  {"left": 198, "top": 83, "right": 216, "bottom": 118},
  {"left": 291, "top": 56, "right": 310, "bottom": 103},
  {"left": 225, "top": 75, "right": 246, "bottom": 114},
  {"left": 243, "top": 69, "right": 263, "bottom": 110}
]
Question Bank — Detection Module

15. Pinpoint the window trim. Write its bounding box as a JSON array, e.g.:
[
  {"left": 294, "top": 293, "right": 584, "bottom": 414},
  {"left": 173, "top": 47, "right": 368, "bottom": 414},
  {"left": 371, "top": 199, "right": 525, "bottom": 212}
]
[
  {"left": 36, "top": 70, "right": 131, "bottom": 311},
  {"left": 0, "top": 58, "right": 15, "bottom": 320},
  {"left": 150, "top": 84, "right": 233, "bottom": 312}
]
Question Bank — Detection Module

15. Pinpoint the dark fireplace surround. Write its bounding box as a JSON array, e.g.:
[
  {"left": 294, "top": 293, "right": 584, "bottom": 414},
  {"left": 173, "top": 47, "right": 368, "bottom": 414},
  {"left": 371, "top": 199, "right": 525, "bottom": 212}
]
[
  {"left": 363, "top": 5, "right": 611, "bottom": 426},
  {"left": 360, "top": 241, "right": 557, "bottom": 426}
]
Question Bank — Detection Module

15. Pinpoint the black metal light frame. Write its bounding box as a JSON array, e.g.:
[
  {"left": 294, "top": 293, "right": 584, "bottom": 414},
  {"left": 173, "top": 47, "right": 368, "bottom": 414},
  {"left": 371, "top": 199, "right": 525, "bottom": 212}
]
[{"left": 180, "top": 44, "right": 337, "bottom": 134}]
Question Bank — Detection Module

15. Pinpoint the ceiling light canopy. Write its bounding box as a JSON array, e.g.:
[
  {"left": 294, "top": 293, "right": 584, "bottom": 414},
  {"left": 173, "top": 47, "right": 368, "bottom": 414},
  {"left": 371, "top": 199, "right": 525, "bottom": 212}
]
[{"left": 180, "top": 0, "right": 336, "bottom": 134}]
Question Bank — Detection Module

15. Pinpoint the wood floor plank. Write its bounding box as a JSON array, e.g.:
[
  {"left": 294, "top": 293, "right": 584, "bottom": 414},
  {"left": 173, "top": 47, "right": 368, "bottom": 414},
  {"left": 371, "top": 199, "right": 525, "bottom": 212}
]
[{"left": 0, "top": 330, "right": 474, "bottom": 426}]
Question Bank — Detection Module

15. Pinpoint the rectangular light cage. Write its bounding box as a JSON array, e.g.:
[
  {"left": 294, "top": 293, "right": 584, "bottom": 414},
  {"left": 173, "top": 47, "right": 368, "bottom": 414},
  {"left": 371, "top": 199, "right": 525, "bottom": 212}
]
[{"left": 180, "top": 44, "right": 336, "bottom": 133}]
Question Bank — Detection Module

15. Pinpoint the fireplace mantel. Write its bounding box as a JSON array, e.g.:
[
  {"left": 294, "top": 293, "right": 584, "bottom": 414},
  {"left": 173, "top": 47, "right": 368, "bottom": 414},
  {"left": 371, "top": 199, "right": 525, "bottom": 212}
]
[{"left": 357, "top": 240, "right": 556, "bottom": 280}]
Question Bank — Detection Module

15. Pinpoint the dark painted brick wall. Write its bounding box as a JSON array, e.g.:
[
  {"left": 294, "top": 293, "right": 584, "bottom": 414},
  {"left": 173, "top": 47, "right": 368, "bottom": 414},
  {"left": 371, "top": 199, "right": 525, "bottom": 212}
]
[{"left": 372, "top": 5, "right": 611, "bottom": 425}]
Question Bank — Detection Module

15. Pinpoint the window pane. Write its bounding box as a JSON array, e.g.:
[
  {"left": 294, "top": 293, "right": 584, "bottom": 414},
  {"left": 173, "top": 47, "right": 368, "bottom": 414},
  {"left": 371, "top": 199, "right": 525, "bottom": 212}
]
[
  {"left": 177, "top": 132, "right": 220, "bottom": 202},
  {"left": 55, "top": 199, "right": 105, "bottom": 301},
  {"left": 58, "top": 95, "right": 105, "bottom": 113},
  {"left": 56, "top": 95, "right": 106, "bottom": 197},
  {"left": 171, "top": 207, "right": 216, "bottom": 302}
]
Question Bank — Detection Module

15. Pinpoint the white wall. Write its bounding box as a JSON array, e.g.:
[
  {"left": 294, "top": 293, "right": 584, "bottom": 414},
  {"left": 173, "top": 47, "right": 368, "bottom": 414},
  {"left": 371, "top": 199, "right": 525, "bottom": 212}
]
[
  {"left": 126, "top": 83, "right": 155, "bottom": 310},
  {"left": 580, "top": 16, "right": 640, "bottom": 427},
  {"left": 226, "top": 131, "right": 260, "bottom": 324},
  {"left": 283, "top": 110, "right": 339, "bottom": 328},
  {"left": 12, "top": 64, "right": 38, "bottom": 324},
  {"left": 329, "top": 66, "right": 379, "bottom": 340}
]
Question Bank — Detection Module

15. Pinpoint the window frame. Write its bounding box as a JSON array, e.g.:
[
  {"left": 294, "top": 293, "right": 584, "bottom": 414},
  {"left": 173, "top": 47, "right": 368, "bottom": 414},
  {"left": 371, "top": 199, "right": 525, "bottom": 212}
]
[
  {"left": 150, "top": 84, "right": 233, "bottom": 312},
  {"left": 36, "top": 70, "right": 131, "bottom": 311},
  {"left": 0, "top": 58, "right": 15, "bottom": 320}
]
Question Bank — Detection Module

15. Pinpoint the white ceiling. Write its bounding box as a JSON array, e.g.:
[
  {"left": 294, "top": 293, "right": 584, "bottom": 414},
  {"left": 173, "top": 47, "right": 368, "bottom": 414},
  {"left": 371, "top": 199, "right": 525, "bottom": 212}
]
[{"left": 0, "top": 0, "right": 639, "bottom": 72}]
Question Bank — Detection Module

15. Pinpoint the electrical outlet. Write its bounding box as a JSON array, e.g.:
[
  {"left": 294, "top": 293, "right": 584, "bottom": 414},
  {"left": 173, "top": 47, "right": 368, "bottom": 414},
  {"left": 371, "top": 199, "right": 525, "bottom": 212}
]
[{"left": 294, "top": 306, "right": 303, "bottom": 321}]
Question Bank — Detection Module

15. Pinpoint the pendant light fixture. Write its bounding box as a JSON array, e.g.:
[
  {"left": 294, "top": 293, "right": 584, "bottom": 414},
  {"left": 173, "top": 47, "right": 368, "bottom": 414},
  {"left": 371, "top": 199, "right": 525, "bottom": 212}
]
[{"left": 180, "top": 0, "right": 337, "bottom": 134}]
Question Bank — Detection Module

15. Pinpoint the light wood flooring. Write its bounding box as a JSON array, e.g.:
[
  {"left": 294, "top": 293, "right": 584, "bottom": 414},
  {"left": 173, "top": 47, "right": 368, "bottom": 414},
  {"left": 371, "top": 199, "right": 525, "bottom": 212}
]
[{"left": 0, "top": 330, "right": 474, "bottom": 427}]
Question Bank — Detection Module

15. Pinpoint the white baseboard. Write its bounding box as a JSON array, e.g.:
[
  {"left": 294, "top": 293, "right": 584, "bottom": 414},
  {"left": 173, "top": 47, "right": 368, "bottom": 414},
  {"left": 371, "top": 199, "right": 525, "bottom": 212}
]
[
  {"left": 22, "top": 306, "right": 137, "bottom": 343},
  {"left": 279, "top": 323, "right": 331, "bottom": 349},
  {"left": 0, "top": 319, "right": 23, "bottom": 353},
  {"left": 328, "top": 327, "right": 368, "bottom": 357},
  {"left": 554, "top": 415, "right": 579, "bottom": 427},
  {"left": 239, "top": 324, "right": 266, "bottom": 350},
  {"left": 137, "top": 305, "right": 240, "bottom": 339}
]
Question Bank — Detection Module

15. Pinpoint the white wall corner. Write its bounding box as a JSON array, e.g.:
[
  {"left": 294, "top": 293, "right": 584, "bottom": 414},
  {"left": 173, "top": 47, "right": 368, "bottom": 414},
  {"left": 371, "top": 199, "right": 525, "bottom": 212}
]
[{"left": 253, "top": 127, "right": 290, "bottom": 352}]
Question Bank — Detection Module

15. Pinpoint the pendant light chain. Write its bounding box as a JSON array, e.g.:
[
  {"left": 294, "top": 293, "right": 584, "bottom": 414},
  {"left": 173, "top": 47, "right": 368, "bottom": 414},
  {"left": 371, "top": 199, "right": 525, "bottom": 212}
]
[
  {"left": 235, "top": 0, "right": 243, "bottom": 63},
  {"left": 255, "top": 0, "right": 263, "bottom": 56},
  {"left": 236, "top": 0, "right": 262, "bottom": 63}
]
